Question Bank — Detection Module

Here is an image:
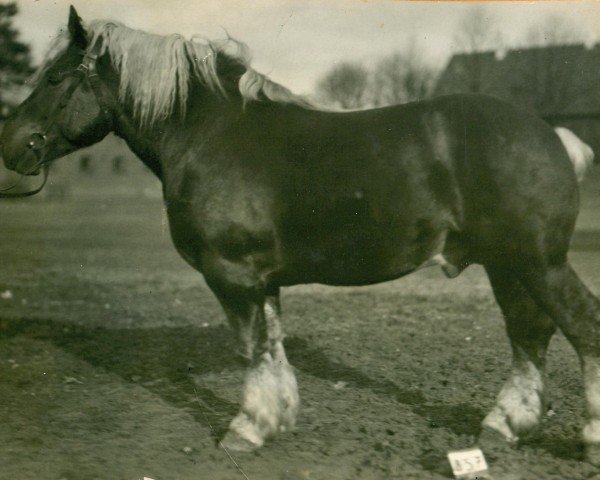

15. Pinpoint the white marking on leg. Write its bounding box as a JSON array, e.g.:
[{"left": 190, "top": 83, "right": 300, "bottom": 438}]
[
  {"left": 482, "top": 360, "right": 543, "bottom": 442},
  {"left": 264, "top": 301, "right": 282, "bottom": 341},
  {"left": 582, "top": 356, "right": 600, "bottom": 444},
  {"left": 264, "top": 299, "right": 299, "bottom": 430},
  {"left": 224, "top": 299, "right": 299, "bottom": 450},
  {"left": 225, "top": 352, "right": 281, "bottom": 450},
  {"left": 271, "top": 341, "right": 300, "bottom": 432},
  {"left": 583, "top": 420, "right": 600, "bottom": 445},
  {"left": 227, "top": 347, "right": 299, "bottom": 446},
  {"left": 239, "top": 353, "right": 281, "bottom": 435}
]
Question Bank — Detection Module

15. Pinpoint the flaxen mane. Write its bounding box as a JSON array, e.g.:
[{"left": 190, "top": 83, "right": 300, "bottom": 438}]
[{"left": 35, "top": 20, "right": 318, "bottom": 127}]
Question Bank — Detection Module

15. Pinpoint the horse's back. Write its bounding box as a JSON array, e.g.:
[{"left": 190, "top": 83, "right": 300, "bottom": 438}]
[{"left": 273, "top": 94, "right": 579, "bottom": 280}]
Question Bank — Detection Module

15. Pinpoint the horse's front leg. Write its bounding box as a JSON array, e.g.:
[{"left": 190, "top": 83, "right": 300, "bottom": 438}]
[{"left": 212, "top": 283, "right": 299, "bottom": 451}]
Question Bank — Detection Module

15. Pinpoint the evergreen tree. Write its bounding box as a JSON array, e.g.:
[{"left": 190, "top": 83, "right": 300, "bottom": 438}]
[{"left": 0, "top": 2, "right": 33, "bottom": 118}]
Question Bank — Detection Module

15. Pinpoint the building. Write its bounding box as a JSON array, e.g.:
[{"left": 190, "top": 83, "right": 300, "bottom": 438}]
[
  {"left": 44, "top": 135, "right": 161, "bottom": 200},
  {"left": 435, "top": 43, "right": 600, "bottom": 154}
]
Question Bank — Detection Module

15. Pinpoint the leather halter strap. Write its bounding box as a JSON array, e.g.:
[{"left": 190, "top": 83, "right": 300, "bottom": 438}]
[
  {"left": 78, "top": 51, "right": 115, "bottom": 130},
  {"left": 0, "top": 49, "right": 113, "bottom": 198}
]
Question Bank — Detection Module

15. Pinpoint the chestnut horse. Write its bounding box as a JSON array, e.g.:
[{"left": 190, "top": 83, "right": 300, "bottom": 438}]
[{"left": 3, "top": 7, "right": 600, "bottom": 463}]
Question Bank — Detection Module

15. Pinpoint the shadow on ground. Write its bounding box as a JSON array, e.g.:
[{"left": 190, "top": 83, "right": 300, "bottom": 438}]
[{"left": 2, "top": 317, "right": 484, "bottom": 442}]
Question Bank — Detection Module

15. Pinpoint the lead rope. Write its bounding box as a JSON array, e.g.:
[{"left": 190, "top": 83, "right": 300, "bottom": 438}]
[
  {"left": 0, "top": 138, "right": 50, "bottom": 198},
  {"left": 0, "top": 165, "right": 49, "bottom": 198}
]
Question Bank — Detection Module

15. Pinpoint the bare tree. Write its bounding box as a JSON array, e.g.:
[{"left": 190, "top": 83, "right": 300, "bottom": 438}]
[
  {"left": 0, "top": 2, "right": 34, "bottom": 118},
  {"left": 453, "top": 7, "right": 502, "bottom": 54},
  {"left": 371, "top": 40, "right": 437, "bottom": 107},
  {"left": 316, "top": 62, "right": 369, "bottom": 109}
]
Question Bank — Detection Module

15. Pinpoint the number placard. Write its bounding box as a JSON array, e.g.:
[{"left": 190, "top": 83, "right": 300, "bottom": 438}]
[{"left": 447, "top": 448, "right": 489, "bottom": 479}]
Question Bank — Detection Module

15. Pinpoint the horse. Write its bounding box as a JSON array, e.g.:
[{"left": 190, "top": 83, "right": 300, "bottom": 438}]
[{"left": 2, "top": 6, "right": 600, "bottom": 463}]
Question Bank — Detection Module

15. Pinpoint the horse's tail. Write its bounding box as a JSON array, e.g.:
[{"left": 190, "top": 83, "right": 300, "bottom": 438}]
[{"left": 555, "top": 127, "right": 595, "bottom": 183}]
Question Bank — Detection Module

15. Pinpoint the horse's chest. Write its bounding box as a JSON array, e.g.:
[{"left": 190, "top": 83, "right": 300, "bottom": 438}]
[{"left": 165, "top": 194, "right": 277, "bottom": 271}]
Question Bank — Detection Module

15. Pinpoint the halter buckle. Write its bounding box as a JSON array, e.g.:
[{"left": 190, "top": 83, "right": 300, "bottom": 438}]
[{"left": 75, "top": 63, "right": 89, "bottom": 73}]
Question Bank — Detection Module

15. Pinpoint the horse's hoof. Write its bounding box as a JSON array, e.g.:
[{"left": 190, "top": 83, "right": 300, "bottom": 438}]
[
  {"left": 585, "top": 443, "right": 600, "bottom": 466},
  {"left": 221, "top": 430, "right": 262, "bottom": 452}
]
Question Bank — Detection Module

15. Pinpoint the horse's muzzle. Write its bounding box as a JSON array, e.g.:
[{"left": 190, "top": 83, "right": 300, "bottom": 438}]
[
  {"left": 1, "top": 148, "right": 41, "bottom": 175},
  {"left": 0, "top": 123, "right": 44, "bottom": 175}
]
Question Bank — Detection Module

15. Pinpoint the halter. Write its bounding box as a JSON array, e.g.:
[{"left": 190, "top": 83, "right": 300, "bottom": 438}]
[{"left": 0, "top": 49, "right": 113, "bottom": 198}]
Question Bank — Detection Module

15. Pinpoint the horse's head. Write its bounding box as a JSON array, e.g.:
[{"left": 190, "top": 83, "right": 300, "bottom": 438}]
[{"left": 1, "top": 7, "right": 113, "bottom": 176}]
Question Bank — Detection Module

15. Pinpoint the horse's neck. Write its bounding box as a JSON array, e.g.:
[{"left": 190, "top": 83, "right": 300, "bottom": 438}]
[
  {"left": 114, "top": 120, "right": 162, "bottom": 179},
  {"left": 99, "top": 52, "right": 248, "bottom": 181},
  {"left": 114, "top": 91, "right": 244, "bottom": 182}
]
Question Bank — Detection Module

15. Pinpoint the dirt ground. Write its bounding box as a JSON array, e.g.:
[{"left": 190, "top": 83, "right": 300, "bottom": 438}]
[{"left": 2, "top": 185, "right": 600, "bottom": 479}]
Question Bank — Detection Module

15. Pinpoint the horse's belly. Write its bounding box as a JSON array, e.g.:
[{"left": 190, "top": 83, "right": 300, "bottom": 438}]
[
  {"left": 296, "top": 260, "right": 420, "bottom": 286},
  {"left": 278, "top": 222, "right": 449, "bottom": 286}
]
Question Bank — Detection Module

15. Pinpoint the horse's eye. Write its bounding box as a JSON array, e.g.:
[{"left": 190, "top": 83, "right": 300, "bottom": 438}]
[{"left": 47, "top": 71, "right": 64, "bottom": 85}]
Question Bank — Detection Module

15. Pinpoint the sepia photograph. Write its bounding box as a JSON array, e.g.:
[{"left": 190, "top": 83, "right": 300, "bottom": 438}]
[{"left": 1, "top": 1, "right": 599, "bottom": 479}]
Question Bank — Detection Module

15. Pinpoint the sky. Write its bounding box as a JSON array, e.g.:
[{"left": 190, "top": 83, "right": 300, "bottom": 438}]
[{"left": 12, "top": 0, "right": 600, "bottom": 95}]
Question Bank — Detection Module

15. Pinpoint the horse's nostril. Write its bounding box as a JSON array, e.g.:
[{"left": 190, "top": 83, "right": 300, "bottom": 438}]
[{"left": 27, "top": 133, "right": 47, "bottom": 151}]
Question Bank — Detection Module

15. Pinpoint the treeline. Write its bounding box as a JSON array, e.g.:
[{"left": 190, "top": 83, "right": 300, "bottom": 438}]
[
  {"left": 316, "top": 41, "right": 436, "bottom": 110},
  {"left": 0, "top": 2, "right": 33, "bottom": 118},
  {"left": 315, "top": 9, "right": 591, "bottom": 110}
]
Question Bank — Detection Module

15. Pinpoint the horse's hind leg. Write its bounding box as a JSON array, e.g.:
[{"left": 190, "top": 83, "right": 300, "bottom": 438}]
[
  {"left": 517, "top": 261, "right": 600, "bottom": 464},
  {"left": 217, "top": 289, "right": 299, "bottom": 451},
  {"left": 481, "top": 266, "right": 556, "bottom": 443}
]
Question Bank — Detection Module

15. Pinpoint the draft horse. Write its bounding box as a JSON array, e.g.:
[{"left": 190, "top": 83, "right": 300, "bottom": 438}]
[{"left": 3, "top": 7, "right": 600, "bottom": 463}]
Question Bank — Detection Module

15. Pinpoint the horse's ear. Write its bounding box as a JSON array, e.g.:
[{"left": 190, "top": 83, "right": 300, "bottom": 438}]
[{"left": 68, "top": 5, "right": 88, "bottom": 49}]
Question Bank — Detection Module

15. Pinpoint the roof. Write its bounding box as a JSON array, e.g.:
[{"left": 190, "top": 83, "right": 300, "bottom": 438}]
[{"left": 435, "top": 43, "right": 600, "bottom": 118}]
